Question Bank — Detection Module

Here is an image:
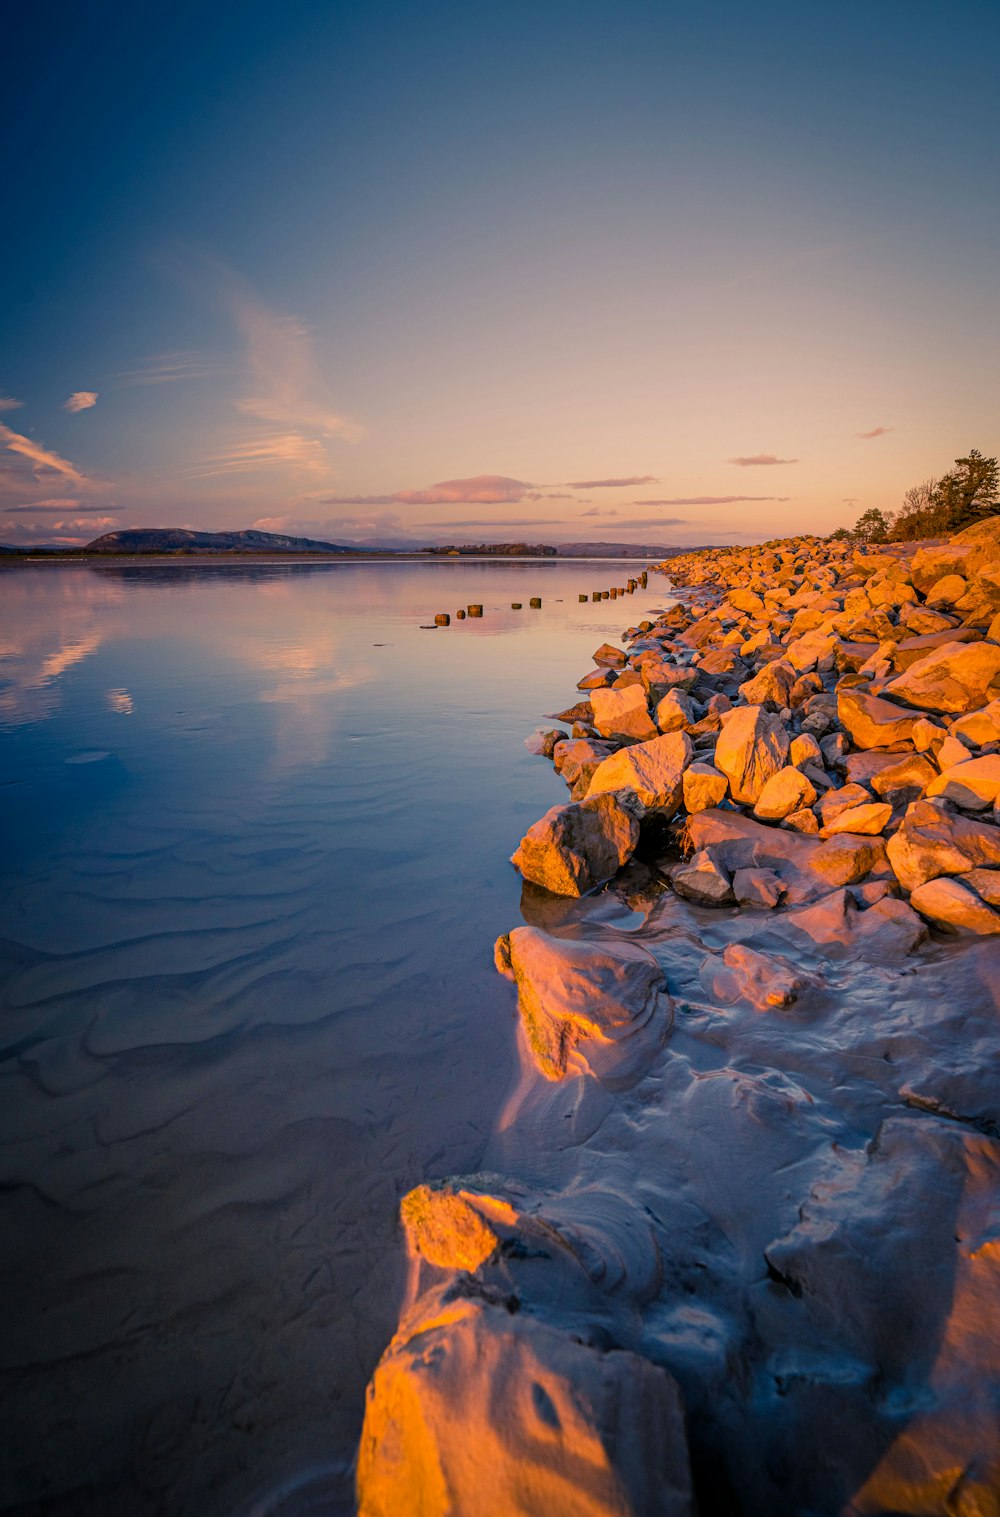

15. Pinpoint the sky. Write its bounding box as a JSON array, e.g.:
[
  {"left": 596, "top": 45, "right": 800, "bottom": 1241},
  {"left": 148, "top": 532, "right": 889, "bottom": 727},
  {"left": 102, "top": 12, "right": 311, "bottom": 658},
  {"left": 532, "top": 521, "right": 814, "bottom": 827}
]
[{"left": 3, "top": 0, "right": 1000, "bottom": 549}]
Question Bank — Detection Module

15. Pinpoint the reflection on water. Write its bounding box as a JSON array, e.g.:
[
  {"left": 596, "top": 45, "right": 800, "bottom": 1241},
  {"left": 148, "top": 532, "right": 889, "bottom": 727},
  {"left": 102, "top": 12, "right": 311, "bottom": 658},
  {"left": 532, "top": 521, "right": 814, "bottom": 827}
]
[{"left": 0, "top": 559, "right": 661, "bottom": 1517}]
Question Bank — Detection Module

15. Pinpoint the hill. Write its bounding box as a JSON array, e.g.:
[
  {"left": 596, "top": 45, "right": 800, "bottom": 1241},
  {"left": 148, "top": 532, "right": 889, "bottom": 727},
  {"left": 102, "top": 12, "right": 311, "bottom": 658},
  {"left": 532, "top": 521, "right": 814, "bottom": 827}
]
[{"left": 82, "top": 528, "right": 363, "bottom": 555}]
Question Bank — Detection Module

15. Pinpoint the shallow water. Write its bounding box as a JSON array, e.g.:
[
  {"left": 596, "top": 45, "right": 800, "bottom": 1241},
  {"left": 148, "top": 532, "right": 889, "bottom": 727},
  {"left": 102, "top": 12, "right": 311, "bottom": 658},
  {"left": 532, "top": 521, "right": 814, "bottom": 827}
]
[{"left": 0, "top": 558, "right": 663, "bottom": 1517}]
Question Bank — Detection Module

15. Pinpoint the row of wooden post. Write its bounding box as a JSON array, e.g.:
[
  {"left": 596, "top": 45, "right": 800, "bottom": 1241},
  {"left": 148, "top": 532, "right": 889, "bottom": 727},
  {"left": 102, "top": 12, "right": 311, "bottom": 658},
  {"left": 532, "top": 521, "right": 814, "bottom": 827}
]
[{"left": 433, "top": 570, "right": 647, "bottom": 625}]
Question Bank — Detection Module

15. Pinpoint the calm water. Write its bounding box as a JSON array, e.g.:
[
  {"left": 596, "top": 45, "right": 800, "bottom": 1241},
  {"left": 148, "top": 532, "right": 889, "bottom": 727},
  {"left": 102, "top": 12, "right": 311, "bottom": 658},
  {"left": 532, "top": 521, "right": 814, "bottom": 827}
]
[{"left": 0, "top": 558, "right": 663, "bottom": 1517}]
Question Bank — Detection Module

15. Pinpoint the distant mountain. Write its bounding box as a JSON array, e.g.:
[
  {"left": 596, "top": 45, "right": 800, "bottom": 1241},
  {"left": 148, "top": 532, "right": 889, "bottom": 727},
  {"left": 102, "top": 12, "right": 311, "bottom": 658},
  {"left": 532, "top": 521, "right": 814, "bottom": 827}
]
[
  {"left": 552, "top": 541, "right": 703, "bottom": 558},
  {"left": 83, "top": 528, "right": 364, "bottom": 555}
]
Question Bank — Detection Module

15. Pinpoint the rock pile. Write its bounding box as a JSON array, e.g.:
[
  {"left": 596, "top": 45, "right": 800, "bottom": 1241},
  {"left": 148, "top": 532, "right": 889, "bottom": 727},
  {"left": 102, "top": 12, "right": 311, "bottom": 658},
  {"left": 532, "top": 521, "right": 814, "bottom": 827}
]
[
  {"left": 510, "top": 518, "right": 1000, "bottom": 935},
  {"left": 358, "top": 518, "right": 1000, "bottom": 1517}
]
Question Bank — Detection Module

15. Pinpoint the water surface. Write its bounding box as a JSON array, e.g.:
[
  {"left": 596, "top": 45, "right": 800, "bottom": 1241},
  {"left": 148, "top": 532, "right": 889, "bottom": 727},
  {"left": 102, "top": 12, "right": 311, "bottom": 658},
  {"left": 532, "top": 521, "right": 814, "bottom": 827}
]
[{"left": 0, "top": 558, "right": 662, "bottom": 1517}]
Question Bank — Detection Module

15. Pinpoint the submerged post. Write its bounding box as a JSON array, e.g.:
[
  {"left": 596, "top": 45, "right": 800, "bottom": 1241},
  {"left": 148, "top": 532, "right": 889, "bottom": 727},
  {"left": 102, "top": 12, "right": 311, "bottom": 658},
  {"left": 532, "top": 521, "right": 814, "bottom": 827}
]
[
  {"left": 467, "top": 604, "right": 483, "bottom": 618},
  {"left": 434, "top": 613, "right": 450, "bottom": 626},
  {"left": 529, "top": 596, "right": 542, "bottom": 608}
]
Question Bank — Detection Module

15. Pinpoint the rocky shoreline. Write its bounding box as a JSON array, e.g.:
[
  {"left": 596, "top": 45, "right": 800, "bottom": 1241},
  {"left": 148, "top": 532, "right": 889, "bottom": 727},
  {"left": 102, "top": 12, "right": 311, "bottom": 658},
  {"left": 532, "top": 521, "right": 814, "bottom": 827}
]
[{"left": 356, "top": 521, "right": 1000, "bottom": 1516}]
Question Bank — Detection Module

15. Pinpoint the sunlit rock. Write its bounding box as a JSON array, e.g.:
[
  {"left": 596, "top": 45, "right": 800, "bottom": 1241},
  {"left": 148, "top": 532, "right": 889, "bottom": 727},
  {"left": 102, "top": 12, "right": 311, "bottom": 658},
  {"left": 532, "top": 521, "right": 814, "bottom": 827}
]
[
  {"left": 494, "top": 925, "right": 671, "bottom": 1084},
  {"left": 909, "top": 876, "right": 1000, "bottom": 935},
  {"left": 926, "top": 754, "right": 1000, "bottom": 810},
  {"left": 884, "top": 639, "right": 1000, "bottom": 714},
  {"left": 682, "top": 760, "right": 728, "bottom": 813},
  {"left": 886, "top": 799, "right": 1000, "bottom": 891},
  {"left": 714, "top": 704, "right": 791, "bottom": 804},
  {"left": 357, "top": 1285, "right": 693, "bottom": 1517},
  {"left": 837, "top": 685, "right": 923, "bottom": 750},
  {"left": 586, "top": 731, "right": 693, "bottom": 814},
  {"left": 512, "top": 790, "right": 644, "bottom": 897},
  {"left": 590, "top": 684, "right": 658, "bottom": 742},
  {"left": 752, "top": 765, "right": 817, "bottom": 821}
]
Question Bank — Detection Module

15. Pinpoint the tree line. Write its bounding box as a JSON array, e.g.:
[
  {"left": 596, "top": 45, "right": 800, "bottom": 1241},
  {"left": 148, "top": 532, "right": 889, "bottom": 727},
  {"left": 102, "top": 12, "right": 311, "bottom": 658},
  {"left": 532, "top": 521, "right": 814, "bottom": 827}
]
[{"left": 837, "top": 448, "right": 998, "bottom": 544}]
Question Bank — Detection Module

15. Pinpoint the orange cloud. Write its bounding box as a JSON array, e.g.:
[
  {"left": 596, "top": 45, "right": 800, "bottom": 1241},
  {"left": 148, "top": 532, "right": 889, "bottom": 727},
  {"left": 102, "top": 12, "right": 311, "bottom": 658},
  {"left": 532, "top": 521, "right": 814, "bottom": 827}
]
[
  {"left": 0, "top": 424, "right": 91, "bottom": 487},
  {"left": 633, "top": 494, "right": 791, "bottom": 505},
  {"left": 189, "top": 433, "right": 330, "bottom": 478},
  {"left": 64, "top": 391, "right": 98, "bottom": 412},
  {"left": 857, "top": 426, "right": 892, "bottom": 439},
  {"left": 0, "top": 396, "right": 23, "bottom": 412},
  {"left": 728, "top": 454, "right": 798, "bottom": 466},
  {"left": 323, "top": 474, "right": 535, "bottom": 506}
]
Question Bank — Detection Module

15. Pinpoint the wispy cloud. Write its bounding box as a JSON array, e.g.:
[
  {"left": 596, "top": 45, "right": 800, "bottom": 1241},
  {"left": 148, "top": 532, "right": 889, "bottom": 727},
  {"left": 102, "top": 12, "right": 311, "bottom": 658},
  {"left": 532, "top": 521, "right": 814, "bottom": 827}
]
[
  {"left": 116, "top": 350, "right": 226, "bottom": 386},
  {"left": 323, "top": 474, "right": 535, "bottom": 506},
  {"left": 187, "top": 433, "right": 331, "bottom": 478},
  {"left": 856, "top": 426, "right": 892, "bottom": 439},
  {"left": 564, "top": 474, "right": 657, "bottom": 488},
  {"left": 728, "top": 454, "right": 797, "bottom": 467},
  {"left": 569, "top": 516, "right": 688, "bottom": 530},
  {"left": 2, "top": 498, "right": 83, "bottom": 513},
  {"left": 632, "top": 494, "right": 790, "bottom": 505},
  {"left": 64, "top": 391, "right": 98, "bottom": 412},
  {"left": 418, "top": 516, "right": 566, "bottom": 528},
  {"left": 0, "top": 396, "right": 23, "bottom": 412},
  {"left": 0, "top": 423, "right": 92, "bottom": 488}
]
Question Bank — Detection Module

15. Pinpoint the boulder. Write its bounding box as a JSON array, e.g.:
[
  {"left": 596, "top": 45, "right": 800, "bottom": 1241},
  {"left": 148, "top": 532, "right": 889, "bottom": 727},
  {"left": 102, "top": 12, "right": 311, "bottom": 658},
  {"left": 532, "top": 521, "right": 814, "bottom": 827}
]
[
  {"left": 884, "top": 640, "right": 1000, "bottom": 715},
  {"left": 682, "top": 761, "right": 728, "bottom": 813},
  {"left": 738, "top": 659, "right": 796, "bottom": 707},
  {"left": 708, "top": 942, "right": 803, "bottom": 1008},
  {"left": 753, "top": 765, "right": 818, "bottom": 822},
  {"left": 512, "top": 790, "right": 644, "bottom": 896},
  {"left": 950, "top": 698, "right": 1000, "bottom": 746},
  {"left": 357, "top": 1288, "right": 693, "bottom": 1517},
  {"left": 733, "top": 866, "right": 786, "bottom": 908},
  {"left": 962, "top": 867, "right": 1000, "bottom": 906},
  {"left": 789, "top": 732, "right": 823, "bottom": 767},
  {"left": 552, "top": 738, "right": 616, "bottom": 792},
  {"left": 926, "top": 755, "right": 1000, "bottom": 810},
  {"left": 587, "top": 732, "right": 693, "bottom": 814},
  {"left": 870, "top": 752, "right": 937, "bottom": 806},
  {"left": 400, "top": 1184, "right": 504, "bottom": 1272},
  {"left": 909, "top": 877, "right": 1000, "bottom": 935},
  {"left": 817, "top": 783, "right": 872, "bottom": 826},
  {"left": 655, "top": 689, "right": 697, "bottom": 733},
  {"left": 837, "top": 686, "right": 924, "bottom": 750},
  {"left": 494, "top": 924, "right": 671, "bottom": 1084},
  {"left": 819, "top": 801, "right": 892, "bottom": 838},
  {"left": 592, "top": 641, "right": 627, "bottom": 667},
  {"left": 886, "top": 799, "right": 1000, "bottom": 891},
  {"left": 669, "top": 847, "right": 734, "bottom": 905},
  {"left": 714, "top": 704, "right": 791, "bottom": 804},
  {"left": 590, "top": 684, "right": 658, "bottom": 742}
]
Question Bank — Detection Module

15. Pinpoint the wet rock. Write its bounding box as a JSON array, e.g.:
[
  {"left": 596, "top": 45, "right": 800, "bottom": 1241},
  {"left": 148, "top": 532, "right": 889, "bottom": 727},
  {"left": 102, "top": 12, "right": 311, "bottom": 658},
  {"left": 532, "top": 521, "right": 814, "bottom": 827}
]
[
  {"left": 590, "top": 684, "right": 659, "bottom": 742},
  {"left": 494, "top": 924, "right": 671, "bottom": 1084},
  {"left": 714, "top": 704, "right": 791, "bottom": 804},
  {"left": 586, "top": 732, "right": 693, "bottom": 814},
  {"left": 669, "top": 848, "right": 734, "bottom": 905},
  {"left": 525, "top": 727, "right": 568, "bottom": 758},
  {"left": 512, "top": 790, "right": 644, "bottom": 897},
  {"left": 707, "top": 942, "right": 803, "bottom": 1008},
  {"left": 884, "top": 639, "right": 1000, "bottom": 714},
  {"left": 909, "top": 876, "right": 1000, "bottom": 935},
  {"left": 357, "top": 1287, "right": 693, "bottom": 1517},
  {"left": 578, "top": 668, "right": 617, "bottom": 691},
  {"left": 886, "top": 799, "right": 1000, "bottom": 891},
  {"left": 733, "top": 866, "right": 786, "bottom": 908}
]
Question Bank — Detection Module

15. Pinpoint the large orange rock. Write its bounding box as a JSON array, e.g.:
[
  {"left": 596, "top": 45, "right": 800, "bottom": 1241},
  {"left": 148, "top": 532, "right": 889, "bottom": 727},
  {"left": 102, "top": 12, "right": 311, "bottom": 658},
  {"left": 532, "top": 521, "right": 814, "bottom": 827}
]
[
  {"left": 512, "top": 790, "right": 643, "bottom": 897},
  {"left": 494, "top": 925, "right": 671, "bottom": 1084},
  {"left": 357, "top": 1287, "right": 693, "bottom": 1517},
  {"left": 586, "top": 731, "right": 693, "bottom": 814},
  {"left": 926, "top": 754, "right": 1000, "bottom": 810},
  {"left": 590, "top": 684, "right": 658, "bottom": 741},
  {"left": 909, "top": 876, "right": 1000, "bottom": 935},
  {"left": 837, "top": 686, "right": 923, "bottom": 749},
  {"left": 714, "top": 704, "right": 791, "bottom": 804},
  {"left": 884, "top": 639, "right": 1000, "bottom": 714},
  {"left": 886, "top": 799, "right": 1000, "bottom": 891}
]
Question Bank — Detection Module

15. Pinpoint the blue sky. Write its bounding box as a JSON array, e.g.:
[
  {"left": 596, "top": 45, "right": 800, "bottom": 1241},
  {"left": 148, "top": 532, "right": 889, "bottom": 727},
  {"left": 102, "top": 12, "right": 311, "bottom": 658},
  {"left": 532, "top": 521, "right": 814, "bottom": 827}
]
[{"left": 3, "top": 0, "right": 999, "bottom": 545}]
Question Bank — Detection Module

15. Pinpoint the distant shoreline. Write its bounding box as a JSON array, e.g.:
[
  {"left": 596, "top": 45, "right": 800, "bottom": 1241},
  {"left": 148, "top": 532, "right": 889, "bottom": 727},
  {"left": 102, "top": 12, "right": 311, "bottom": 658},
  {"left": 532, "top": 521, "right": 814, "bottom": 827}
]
[{"left": 1, "top": 551, "right": 664, "bottom": 567}]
